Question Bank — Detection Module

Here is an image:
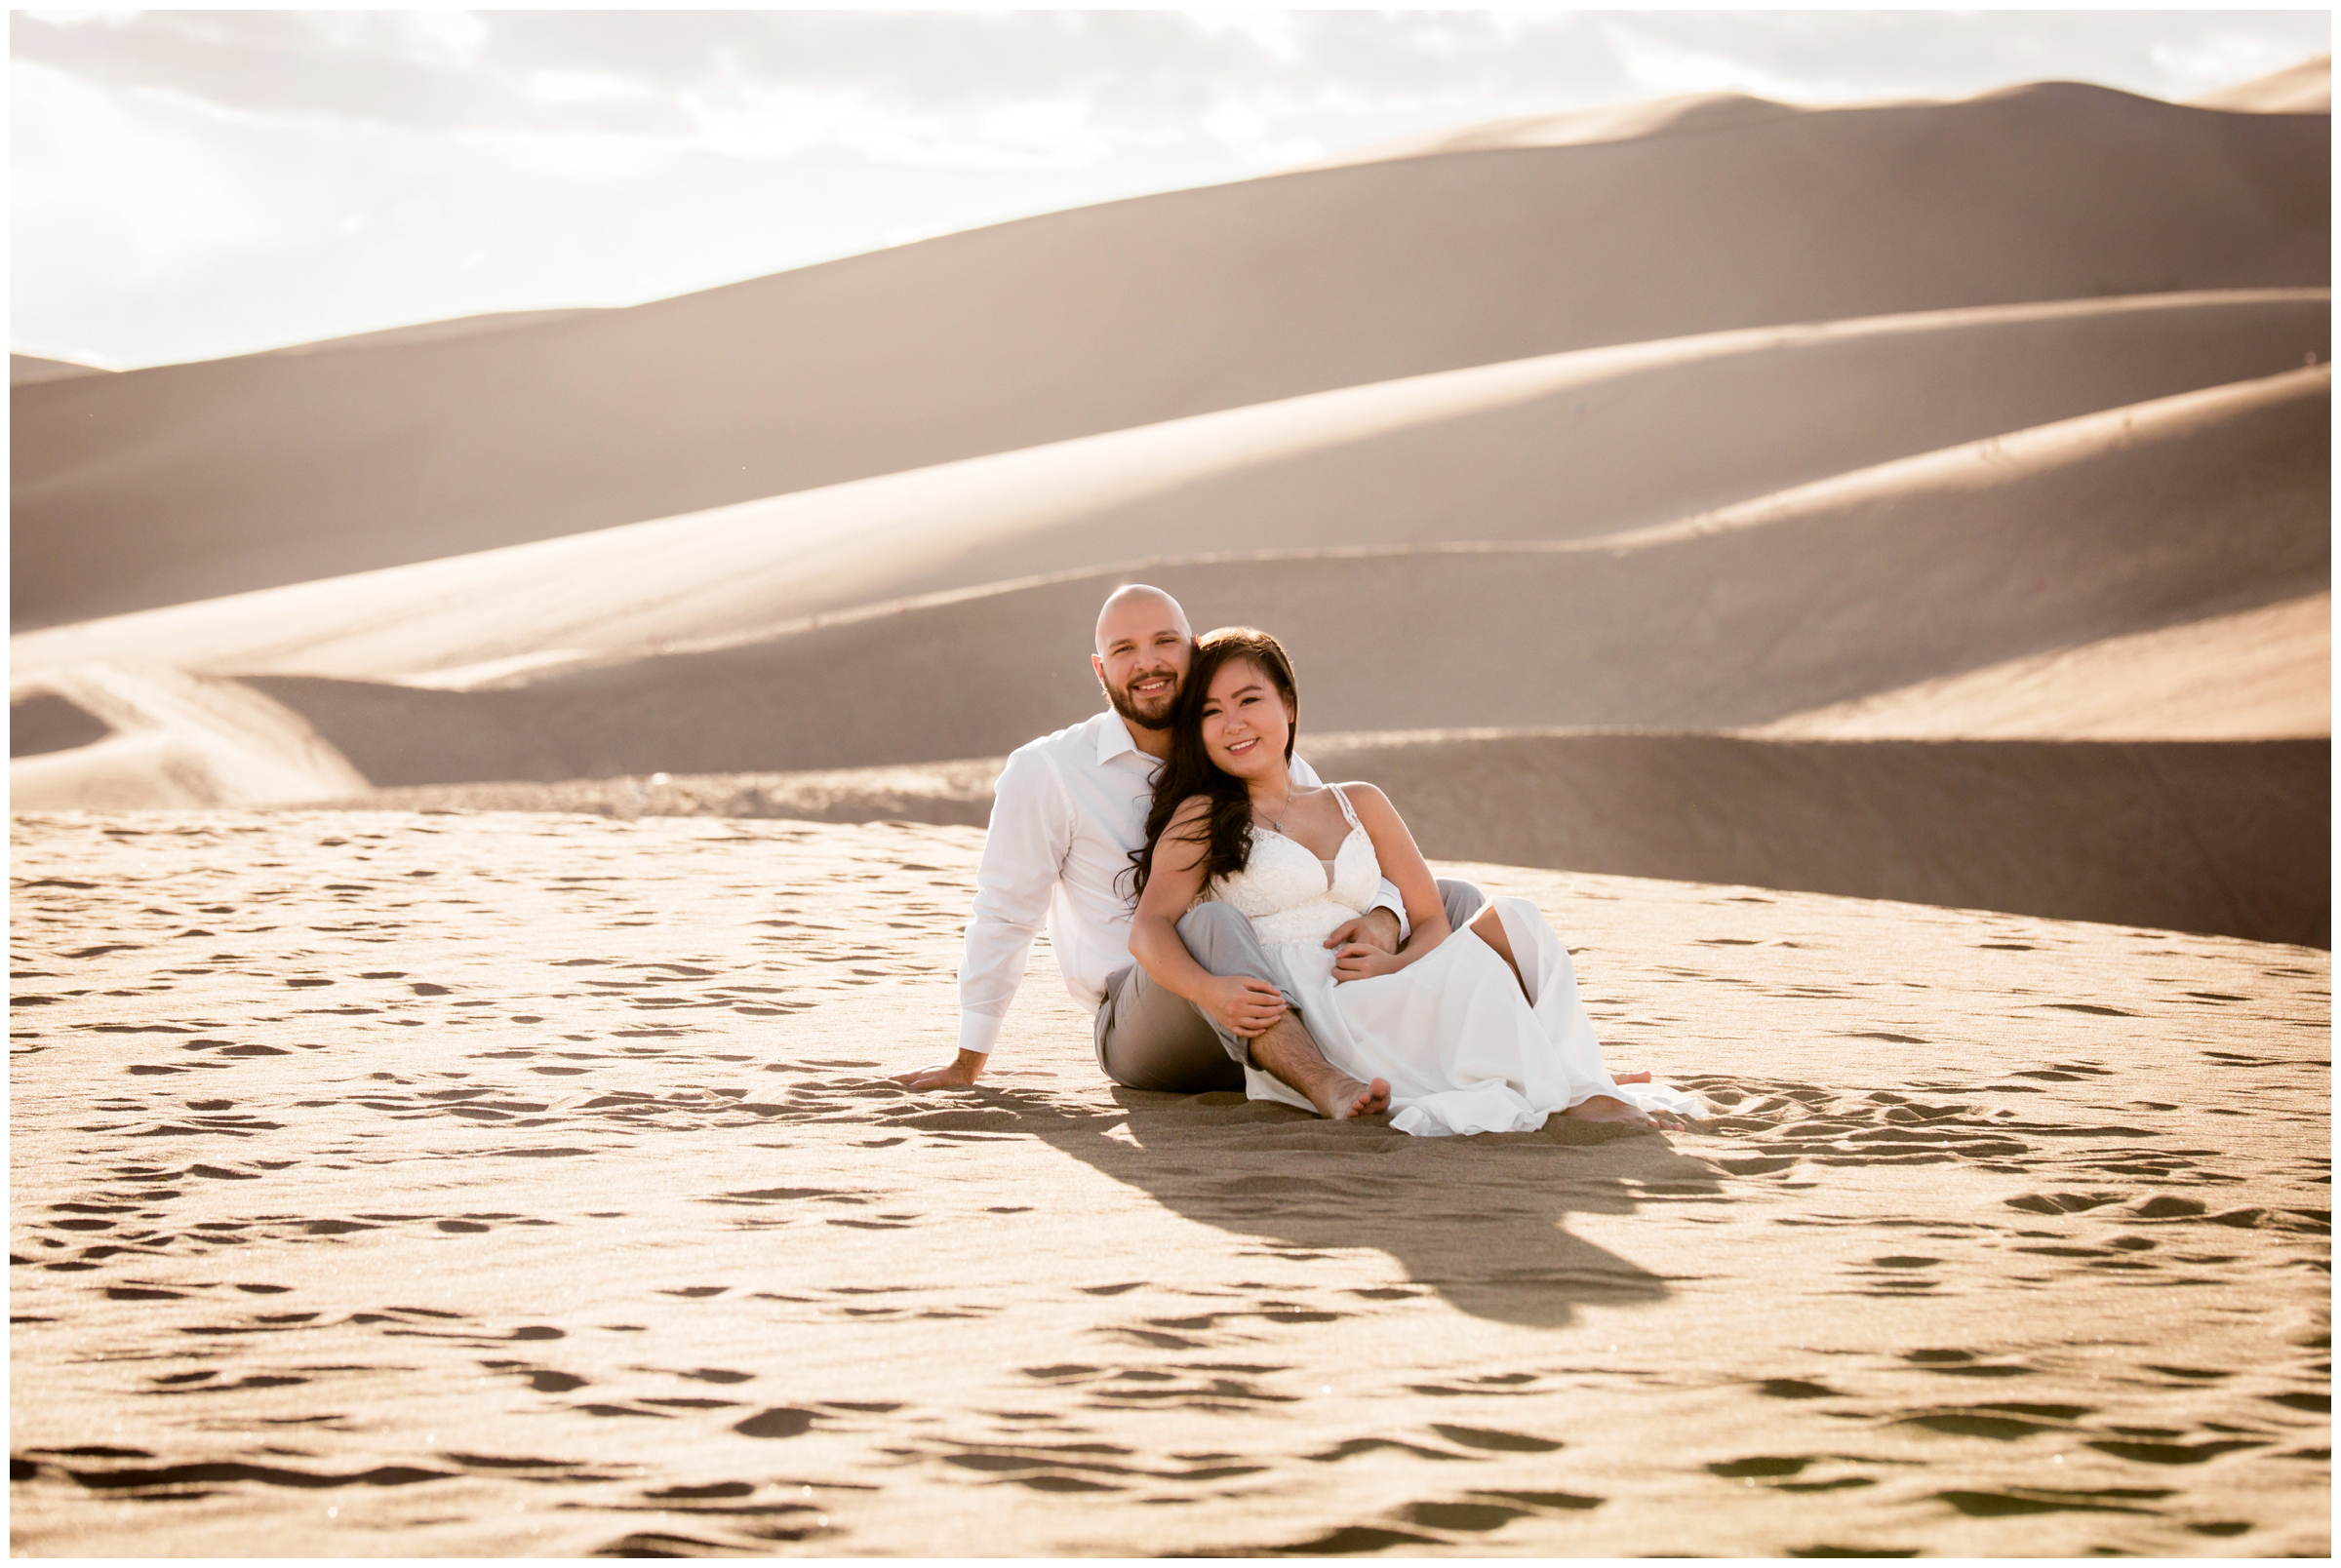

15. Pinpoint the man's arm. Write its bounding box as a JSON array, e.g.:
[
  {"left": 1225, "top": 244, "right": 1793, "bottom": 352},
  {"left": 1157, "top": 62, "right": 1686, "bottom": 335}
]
[
  {"left": 1289, "top": 753, "right": 1408, "bottom": 962},
  {"left": 1324, "top": 887, "right": 1406, "bottom": 980},
  {"left": 1323, "top": 783, "right": 1451, "bottom": 980},
  {"left": 892, "top": 748, "right": 1068, "bottom": 1089}
]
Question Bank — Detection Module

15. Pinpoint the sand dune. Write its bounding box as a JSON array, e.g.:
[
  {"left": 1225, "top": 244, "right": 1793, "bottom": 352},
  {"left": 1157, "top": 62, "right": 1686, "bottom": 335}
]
[
  {"left": 248, "top": 307, "right": 608, "bottom": 360},
  {"left": 10, "top": 353, "right": 110, "bottom": 386},
  {"left": 107, "top": 367, "right": 2310, "bottom": 944},
  {"left": 321, "top": 764, "right": 1008, "bottom": 831},
  {"left": 11, "top": 294, "right": 2326, "bottom": 691},
  {"left": 1765, "top": 593, "right": 2330, "bottom": 741},
  {"left": 14, "top": 81, "right": 2325, "bottom": 626},
  {"left": 192, "top": 367, "right": 2323, "bottom": 794},
  {"left": 18, "top": 363, "right": 2321, "bottom": 935},
  {"left": 11, "top": 808, "right": 2328, "bottom": 1555},
  {"left": 321, "top": 729, "right": 2329, "bottom": 949},
  {"left": 1347, "top": 56, "right": 2333, "bottom": 163},
  {"left": 2193, "top": 56, "right": 2331, "bottom": 113},
  {"left": 1301, "top": 91, "right": 1805, "bottom": 167},
  {"left": 8, "top": 665, "right": 368, "bottom": 812},
  {"left": 1300, "top": 732, "right": 2330, "bottom": 949}
]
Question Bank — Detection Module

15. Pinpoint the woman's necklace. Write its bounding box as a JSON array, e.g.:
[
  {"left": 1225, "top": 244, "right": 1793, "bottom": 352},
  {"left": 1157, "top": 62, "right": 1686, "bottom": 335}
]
[{"left": 1253, "top": 784, "right": 1296, "bottom": 835}]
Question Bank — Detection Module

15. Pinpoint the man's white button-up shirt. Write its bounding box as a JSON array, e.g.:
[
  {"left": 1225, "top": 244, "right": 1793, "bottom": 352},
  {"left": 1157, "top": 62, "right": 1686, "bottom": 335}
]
[{"left": 955, "top": 709, "right": 1397, "bottom": 1057}]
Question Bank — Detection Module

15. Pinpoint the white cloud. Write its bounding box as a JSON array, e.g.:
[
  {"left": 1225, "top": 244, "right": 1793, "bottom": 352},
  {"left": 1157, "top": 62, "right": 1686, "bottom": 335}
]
[
  {"left": 10, "top": 59, "right": 301, "bottom": 284},
  {"left": 2146, "top": 29, "right": 2325, "bottom": 98},
  {"left": 524, "top": 68, "right": 654, "bottom": 108},
  {"left": 1601, "top": 23, "right": 1848, "bottom": 103},
  {"left": 408, "top": 10, "right": 488, "bottom": 68},
  {"left": 486, "top": 127, "right": 670, "bottom": 185},
  {"left": 11, "top": 9, "right": 2329, "bottom": 367}
]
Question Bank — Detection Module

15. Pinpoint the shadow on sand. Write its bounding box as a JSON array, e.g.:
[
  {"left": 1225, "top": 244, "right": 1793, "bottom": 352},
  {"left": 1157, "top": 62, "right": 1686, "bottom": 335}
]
[{"left": 1001, "top": 1085, "right": 1726, "bottom": 1329}]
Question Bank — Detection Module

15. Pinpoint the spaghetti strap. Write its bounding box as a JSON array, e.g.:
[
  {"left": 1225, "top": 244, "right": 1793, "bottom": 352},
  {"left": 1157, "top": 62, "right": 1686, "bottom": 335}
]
[{"left": 1327, "top": 782, "right": 1362, "bottom": 831}]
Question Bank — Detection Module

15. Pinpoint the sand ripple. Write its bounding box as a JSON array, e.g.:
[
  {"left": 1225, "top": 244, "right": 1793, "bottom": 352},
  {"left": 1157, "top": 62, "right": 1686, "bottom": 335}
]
[{"left": 10, "top": 810, "right": 2327, "bottom": 1555}]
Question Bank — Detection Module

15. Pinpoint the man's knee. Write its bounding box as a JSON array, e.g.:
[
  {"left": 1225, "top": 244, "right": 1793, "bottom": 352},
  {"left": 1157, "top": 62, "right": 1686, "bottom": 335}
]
[
  {"left": 1439, "top": 878, "right": 1488, "bottom": 928},
  {"left": 1176, "top": 901, "right": 1260, "bottom": 973},
  {"left": 1173, "top": 902, "right": 1304, "bottom": 1062}
]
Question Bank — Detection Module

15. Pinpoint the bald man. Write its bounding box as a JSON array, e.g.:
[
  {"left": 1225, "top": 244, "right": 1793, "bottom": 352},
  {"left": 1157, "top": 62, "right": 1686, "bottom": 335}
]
[{"left": 893, "top": 584, "right": 1488, "bottom": 1118}]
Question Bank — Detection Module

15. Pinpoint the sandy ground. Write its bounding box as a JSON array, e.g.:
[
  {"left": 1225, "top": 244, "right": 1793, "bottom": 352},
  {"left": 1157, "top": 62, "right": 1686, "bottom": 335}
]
[{"left": 10, "top": 809, "right": 2328, "bottom": 1557}]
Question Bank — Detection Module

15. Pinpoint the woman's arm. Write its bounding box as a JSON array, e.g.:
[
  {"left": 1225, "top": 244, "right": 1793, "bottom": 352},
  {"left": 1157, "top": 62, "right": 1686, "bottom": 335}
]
[
  {"left": 1331, "top": 783, "right": 1450, "bottom": 979},
  {"left": 1129, "top": 797, "right": 1290, "bottom": 1039}
]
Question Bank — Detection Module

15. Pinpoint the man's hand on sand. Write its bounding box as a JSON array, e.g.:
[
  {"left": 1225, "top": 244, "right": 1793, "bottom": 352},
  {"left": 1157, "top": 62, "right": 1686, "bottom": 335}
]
[
  {"left": 892, "top": 1049, "right": 986, "bottom": 1090},
  {"left": 1325, "top": 908, "right": 1402, "bottom": 957},
  {"left": 1201, "top": 975, "right": 1288, "bottom": 1039}
]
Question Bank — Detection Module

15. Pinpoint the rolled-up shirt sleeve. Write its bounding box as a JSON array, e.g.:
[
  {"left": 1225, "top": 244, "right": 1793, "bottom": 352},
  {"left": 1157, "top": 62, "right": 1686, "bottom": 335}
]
[
  {"left": 1372, "top": 877, "right": 1410, "bottom": 941},
  {"left": 956, "top": 747, "right": 1072, "bottom": 1056}
]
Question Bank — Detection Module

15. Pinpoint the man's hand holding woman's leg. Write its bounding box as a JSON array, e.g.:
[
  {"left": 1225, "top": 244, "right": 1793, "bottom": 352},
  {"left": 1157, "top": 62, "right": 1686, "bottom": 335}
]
[{"left": 1199, "top": 974, "right": 1288, "bottom": 1039}]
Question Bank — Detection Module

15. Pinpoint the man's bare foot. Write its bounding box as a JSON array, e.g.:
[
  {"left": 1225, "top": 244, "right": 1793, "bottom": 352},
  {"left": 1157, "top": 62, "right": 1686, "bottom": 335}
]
[
  {"left": 1614, "top": 1068, "right": 1653, "bottom": 1084},
  {"left": 1313, "top": 1073, "right": 1390, "bottom": 1121}
]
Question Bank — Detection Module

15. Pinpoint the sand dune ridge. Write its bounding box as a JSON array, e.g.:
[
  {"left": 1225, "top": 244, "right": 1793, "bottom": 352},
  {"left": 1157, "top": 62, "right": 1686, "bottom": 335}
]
[
  {"left": 14, "top": 81, "right": 2324, "bottom": 626},
  {"left": 203, "top": 360, "right": 2321, "bottom": 779},
  {"left": 12, "top": 294, "right": 2325, "bottom": 690}
]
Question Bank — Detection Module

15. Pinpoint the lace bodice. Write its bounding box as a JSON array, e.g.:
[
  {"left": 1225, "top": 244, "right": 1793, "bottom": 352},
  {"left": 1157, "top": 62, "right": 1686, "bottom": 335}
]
[{"left": 1209, "top": 785, "right": 1382, "bottom": 946}]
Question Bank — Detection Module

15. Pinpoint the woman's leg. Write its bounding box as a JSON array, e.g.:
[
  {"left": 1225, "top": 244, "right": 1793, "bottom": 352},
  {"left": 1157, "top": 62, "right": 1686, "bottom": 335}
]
[
  {"left": 1469, "top": 904, "right": 1528, "bottom": 997},
  {"left": 1474, "top": 897, "right": 1670, "bottom": 1122}
]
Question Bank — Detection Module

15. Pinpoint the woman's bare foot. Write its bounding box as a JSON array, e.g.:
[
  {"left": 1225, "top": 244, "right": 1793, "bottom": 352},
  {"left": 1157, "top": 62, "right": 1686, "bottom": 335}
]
[
  {"left": 1312, "top": 1073, "right": 1390, "bottom": 1121},
  {"left": 1561, "top": 1094, "right": 1672, "bottom": 1133},
  {"left": 1248, "top": 1019, "right": 1389, "bottom": 1121},
  {"left": 1595, "top": 1073, "right": 1691, "bottom": 1128}
]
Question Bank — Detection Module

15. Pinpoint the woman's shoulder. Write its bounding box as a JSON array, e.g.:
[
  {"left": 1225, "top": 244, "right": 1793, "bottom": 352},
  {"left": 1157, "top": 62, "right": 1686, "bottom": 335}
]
[{"left": 1169, "top": 791, "right": 1217, "bottom": 822}]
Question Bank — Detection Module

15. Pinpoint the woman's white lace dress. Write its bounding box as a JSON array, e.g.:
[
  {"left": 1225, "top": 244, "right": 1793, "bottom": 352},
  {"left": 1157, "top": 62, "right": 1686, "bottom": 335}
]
[{"left": 1212, "top": 785, "right": 1705, "bottom": 1136}]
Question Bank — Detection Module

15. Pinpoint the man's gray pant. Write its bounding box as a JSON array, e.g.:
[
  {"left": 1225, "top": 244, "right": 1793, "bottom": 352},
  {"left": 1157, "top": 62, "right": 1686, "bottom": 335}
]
[{"left": 1093, "top": 879, "right": 1488, "bottom": 1093}]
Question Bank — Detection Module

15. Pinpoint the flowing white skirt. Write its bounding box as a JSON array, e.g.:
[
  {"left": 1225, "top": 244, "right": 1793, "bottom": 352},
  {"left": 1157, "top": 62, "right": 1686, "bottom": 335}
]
[{"left": 1242, "top": 895, "right": 1705, "bottom": 1136}]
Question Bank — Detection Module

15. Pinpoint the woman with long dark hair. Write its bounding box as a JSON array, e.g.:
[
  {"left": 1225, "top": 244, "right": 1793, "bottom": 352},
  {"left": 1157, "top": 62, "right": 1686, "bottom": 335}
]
[{"left": 1128, "top": 627, "right": 1701, "bottom": 1135}]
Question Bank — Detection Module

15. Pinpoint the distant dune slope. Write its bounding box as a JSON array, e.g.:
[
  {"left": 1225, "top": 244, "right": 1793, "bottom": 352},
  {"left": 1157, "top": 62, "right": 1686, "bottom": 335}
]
[
  {"left": 1306, "top": 731, "right": 2330, "bottom": 949},
  {"left": 312, "top": 730, "right": 2329, "bottom": 948},
  {"left": 9, "top": 354, "right": 110, "bottom": 386},
  {"left": 6, "top": 665, "right": 368, "bottom": 812},
  {"left": 226, "top": 367, "right": 2325, "bottom": 783},
  {"left": 1765, "top": 593, "right": 2330, "bottom": 740},
  {"left": 1300, "top": 91, "right": 1805, "bottom": 168},
  {"left": 2193, "top": 56, "right": 2331, "bottom": 113},
  {"left": 250, "top": 307, "right": 609, "bottom": 360},
  {"left": 12, "top": 294, "right": 2326, "bottom": 687},
  {"left": 13, "top": 82, "right": 2326, "bottom": 626}
]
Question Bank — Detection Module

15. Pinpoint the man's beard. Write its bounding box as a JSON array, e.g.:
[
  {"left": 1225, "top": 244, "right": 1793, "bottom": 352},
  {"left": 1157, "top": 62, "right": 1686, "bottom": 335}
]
[{"left": 1107, "top": 671, "right": 1179, "bottom": 731}]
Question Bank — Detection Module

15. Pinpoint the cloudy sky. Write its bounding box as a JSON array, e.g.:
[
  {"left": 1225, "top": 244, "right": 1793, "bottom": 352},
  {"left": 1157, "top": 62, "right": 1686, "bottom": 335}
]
[{"left": 13, "top": 8, "right": 2330, "bottom": 369}]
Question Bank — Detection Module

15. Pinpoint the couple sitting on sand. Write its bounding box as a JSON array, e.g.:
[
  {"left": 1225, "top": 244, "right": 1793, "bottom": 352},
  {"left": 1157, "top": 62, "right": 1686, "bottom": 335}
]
[{"left": 893, "top": 585, "right": 1702, "bottom": 1136}]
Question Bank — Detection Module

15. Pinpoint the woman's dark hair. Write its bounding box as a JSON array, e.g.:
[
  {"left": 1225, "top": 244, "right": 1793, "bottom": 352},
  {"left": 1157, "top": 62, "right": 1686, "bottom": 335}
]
[{"left": 1128, "top": 626, "right": 1299, "bottom": 903}]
